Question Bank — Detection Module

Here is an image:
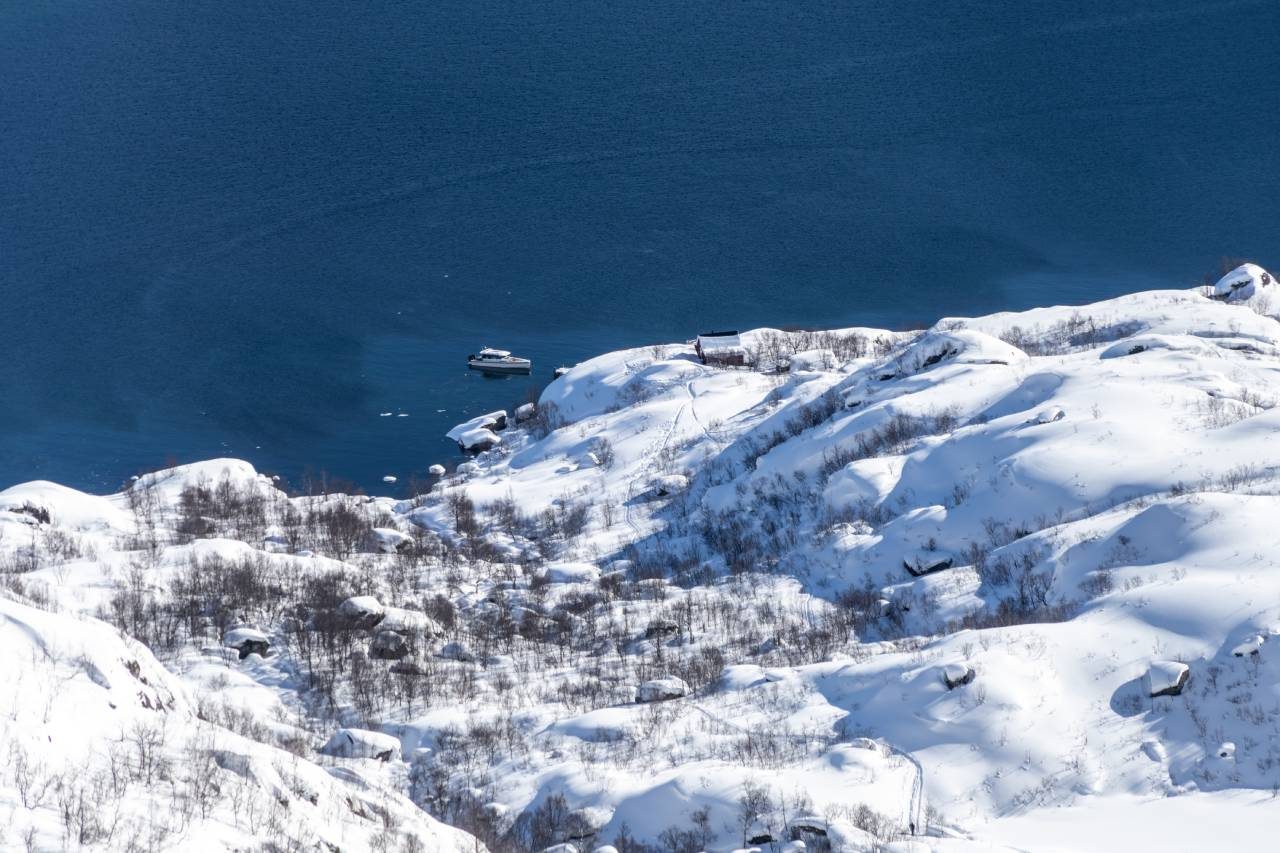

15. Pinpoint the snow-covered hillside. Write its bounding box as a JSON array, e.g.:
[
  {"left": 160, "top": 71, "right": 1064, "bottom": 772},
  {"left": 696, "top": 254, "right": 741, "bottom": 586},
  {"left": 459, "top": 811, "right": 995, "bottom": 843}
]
[{"left": 4, "top": 268, "right": 1280, "bottom": 851}]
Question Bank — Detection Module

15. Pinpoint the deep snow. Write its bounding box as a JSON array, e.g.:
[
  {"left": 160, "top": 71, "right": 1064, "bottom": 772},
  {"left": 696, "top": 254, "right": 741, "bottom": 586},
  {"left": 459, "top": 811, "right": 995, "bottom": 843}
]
[{"left": 5, "top": 270, "right": 1280, "bottom": 850}]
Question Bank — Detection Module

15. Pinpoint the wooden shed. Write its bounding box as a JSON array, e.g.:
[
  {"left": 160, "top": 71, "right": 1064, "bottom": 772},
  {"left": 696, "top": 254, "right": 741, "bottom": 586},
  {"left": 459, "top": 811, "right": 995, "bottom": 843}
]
[{"left": 695, "top": 330, "right": 746, "bottom": 366}]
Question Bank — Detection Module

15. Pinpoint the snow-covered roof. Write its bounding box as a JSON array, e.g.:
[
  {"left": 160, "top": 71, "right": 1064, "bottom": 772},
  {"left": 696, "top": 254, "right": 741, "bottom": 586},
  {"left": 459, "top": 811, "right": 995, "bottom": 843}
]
[
  {"left": 697, "top": 331, "right": 744, "bottom": 353},
  {"left": 696, "top": 327, "right": 747, "bottom": 348}
]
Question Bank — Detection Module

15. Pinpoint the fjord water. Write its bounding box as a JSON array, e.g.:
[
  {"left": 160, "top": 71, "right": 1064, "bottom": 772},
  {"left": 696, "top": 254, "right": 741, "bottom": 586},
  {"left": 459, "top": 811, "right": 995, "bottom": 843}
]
[{"left": 3, "top": 1, "right": 1278, "bottom": 494}]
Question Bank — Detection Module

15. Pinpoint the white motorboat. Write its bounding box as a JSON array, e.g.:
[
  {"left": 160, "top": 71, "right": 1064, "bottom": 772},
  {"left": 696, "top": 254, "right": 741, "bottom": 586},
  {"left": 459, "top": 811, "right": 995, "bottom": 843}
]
[{"left": 467, "top": 347, "right": 532, "bottom": 374}]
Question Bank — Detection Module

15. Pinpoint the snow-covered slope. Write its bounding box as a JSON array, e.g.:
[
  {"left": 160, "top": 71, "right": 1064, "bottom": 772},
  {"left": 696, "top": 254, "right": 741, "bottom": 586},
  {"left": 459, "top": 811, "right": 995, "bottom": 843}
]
[
  {"left": 5, "top": 271, "right": 1280, "bottom": 851},
  {"left": 0, "top": 592, "right": 479, "bottom": 851}
]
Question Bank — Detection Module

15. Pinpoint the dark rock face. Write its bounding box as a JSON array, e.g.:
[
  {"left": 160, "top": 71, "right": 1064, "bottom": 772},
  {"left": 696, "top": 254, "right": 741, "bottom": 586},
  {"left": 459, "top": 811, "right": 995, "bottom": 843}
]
[
  {"left": 1147, "top": 661, "right": 1191, "bottom": 697},
  {"left": 1150, "top": 668, "right": 1189, "bottom": 697},
  {"left": 236, "top": 639, "right": 270, "bottom": 660},
  {"left": 644, "top": 618, "right": 680, "bottom": 640},
  {"left": 942, "top": 665, "right": 976, "bottom": 690},
  {"left": 904, "top": 553, "right": 954, "bottom": 577}
]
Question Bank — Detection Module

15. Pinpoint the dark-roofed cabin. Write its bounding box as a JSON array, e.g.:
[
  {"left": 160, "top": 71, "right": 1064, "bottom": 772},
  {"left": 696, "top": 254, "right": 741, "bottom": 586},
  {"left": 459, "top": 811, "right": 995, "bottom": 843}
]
[{"left": 695, "top": 330, "right": 746, "bottom": 366}]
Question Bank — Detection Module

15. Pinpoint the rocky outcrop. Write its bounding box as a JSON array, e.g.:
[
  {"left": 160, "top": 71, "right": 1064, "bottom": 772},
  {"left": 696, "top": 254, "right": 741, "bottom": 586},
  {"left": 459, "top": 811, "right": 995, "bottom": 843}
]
[
  {"left": 1146, "top": 661, "right": 1190, "bottom": 697},
  {"left": 636, "top": 676, "right": 688, "bottom": 703},
  {"left": 942, "top": 663, "right": 976, "bottom": 690},
  {"left": 337, "top": 596, "right": 386, "bottom": 630},
  {"left": 224, "top": 626, "right": 270, "bottom": 660}
]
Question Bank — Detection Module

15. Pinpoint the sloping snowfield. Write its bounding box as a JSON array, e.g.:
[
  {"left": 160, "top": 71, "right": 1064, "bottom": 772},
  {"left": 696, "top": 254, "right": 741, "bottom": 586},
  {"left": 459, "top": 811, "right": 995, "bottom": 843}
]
[{"left": 4, "top": 271, "right": 1280, "bottom": 851}]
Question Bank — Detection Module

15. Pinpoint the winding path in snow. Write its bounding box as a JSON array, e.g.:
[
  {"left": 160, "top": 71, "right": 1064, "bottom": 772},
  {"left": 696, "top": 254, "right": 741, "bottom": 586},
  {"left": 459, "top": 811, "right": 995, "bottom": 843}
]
[{"left": 883, "top": 741, "right": 926, "bottom": 836}]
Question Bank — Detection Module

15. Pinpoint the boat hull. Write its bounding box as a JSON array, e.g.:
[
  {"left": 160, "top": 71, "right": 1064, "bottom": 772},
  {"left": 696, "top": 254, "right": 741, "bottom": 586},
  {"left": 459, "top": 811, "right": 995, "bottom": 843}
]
[{"left": 468, "top": 361, "right": 531, "bottom": 375}]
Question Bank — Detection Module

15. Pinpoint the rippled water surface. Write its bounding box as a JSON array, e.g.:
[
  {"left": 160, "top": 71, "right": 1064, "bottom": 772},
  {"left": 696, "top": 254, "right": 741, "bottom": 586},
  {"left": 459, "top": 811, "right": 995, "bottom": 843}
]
[{"left": 3, "top": 1, "right": 1278, "bottom": 491}]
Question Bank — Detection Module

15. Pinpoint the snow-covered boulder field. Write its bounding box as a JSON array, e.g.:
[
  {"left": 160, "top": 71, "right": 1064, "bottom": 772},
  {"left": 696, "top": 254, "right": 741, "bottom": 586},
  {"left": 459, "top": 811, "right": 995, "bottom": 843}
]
[{"left": 7, "top": 277, "right": 1280, "bottom": 850}]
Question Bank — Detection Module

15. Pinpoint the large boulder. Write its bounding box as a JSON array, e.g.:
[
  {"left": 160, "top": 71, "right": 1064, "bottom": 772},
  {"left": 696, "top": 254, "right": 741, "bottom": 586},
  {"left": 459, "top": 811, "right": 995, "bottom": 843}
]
[
  {"left": 1232, "top": 635, "right": 1264, "bottom": 658},
  {"left": 538, "top": 562, "right": 601, "bottom": 585},
  {"left": 904, "top": 549, "right": 954, "bottom": 577},
  {"left": 389, "top": 656, "right": 427, "bottom": 676},
  {"left": 644, "top": 617, "right": 680, "bottom": 640},
  {"left": 337, "top": 595, "right": 386, "bottom": 629},
  {"left": 223, "top": 626, "right": 270, "bottom": 660},
  {"left": 1213, "top": 263, "right": 1273, "bottom": 301},
  {"left": 565, "top": 806, "right": 612, "bottom": 842},
  {"left": 636, "top": 676, "right": 688, "bottom": 703},
  {"left": 941, "top": 663, "right": 976, "bottom": 690},
  {"left": 1146, "top": 661, "right": 1190, "bottom": 697},
  {"left": 369, "top": 527, "right": 413, "bottom": 554},
  {"left": 446, "top": 411, "right": 507, "bottom": 452},
  {"left": 650, "top": 474, "right": 688, "bottom": 497},
  {"left": 380, "top": 606, "right": 444, "bottom": 638},
  {"left": 370, "top": 630, "right": 411, "bottom": 661},
  {"left": 439, "top": 641, "right": 477, "bottom": 663},
  {"left": 320, "top": 728, "right": 401, "bottom": 762}
]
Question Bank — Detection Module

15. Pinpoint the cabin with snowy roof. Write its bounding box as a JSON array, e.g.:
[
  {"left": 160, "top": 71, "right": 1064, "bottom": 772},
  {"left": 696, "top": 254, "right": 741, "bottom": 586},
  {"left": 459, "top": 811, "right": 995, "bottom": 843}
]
[{"left": 695, "top": 330, "right": 746, "bottom": 366}]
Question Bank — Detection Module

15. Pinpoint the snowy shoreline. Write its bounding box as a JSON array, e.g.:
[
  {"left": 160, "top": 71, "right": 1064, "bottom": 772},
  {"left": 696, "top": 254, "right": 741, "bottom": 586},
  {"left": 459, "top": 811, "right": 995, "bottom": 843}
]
[{"left": 4, "top": 268, "right": 1280, "bottom": 851}]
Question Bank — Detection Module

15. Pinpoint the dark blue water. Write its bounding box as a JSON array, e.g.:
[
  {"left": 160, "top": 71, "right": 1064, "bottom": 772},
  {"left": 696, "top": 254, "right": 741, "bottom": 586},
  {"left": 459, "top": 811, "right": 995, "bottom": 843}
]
[{"left": 3, "top": 1, "right": 1278, "bottom": 494}]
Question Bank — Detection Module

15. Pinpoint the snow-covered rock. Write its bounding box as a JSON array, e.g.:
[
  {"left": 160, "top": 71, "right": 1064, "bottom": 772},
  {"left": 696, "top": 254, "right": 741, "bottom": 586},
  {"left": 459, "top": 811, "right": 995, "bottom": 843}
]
[
  {"left": 320, "top": 728, "right": 402, "bottom": 761},
  {"left": 903, "top": 548, "right": 954, "bottom": 577},
  {"left": 370, "top": 526, "right": 413, "bottom": 553},
  {"left": 942, "top": 663, "right": 976, "bottom": 689},
  {"left": 429, "top": 463, "right": 447, "bottom": 477},
  {"left": 1232, "top": 636, "right": 1264, "bottom": 657},
  {"left": 636, "top": 676, "right": 688, "bottom": 703},
  {"left": 370, "top": 630, "right": 411, "bottom": 660},
  {"left": 650, "top": 474, "right": 689, "bottom": 496},
  {"left": 337, "top": 595, "right": 386, "bottom": 628},
  {"left": 447, "top": 411, "right": 507, "bottom": 451},
  {"left": 224, "top": 626, "right": 270, "bottom": 659},
  {"left": 538, "top": 562, "right": 601, "bottom": 585},
  {"left": 440, "top": 641, "right": 477, "bottom": 662},
  {"left": 1212, "top": 263, "right": 1273, "bottom": 301},
  {"left": 380, "top": 606, "right": 443, "bottom": 637},
  {"left": 1029, "top": 407, "right": 1066, "bottom": 425},
  {"left": 1146, "top": 660, "right": 1190, "bottom": 697}
]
